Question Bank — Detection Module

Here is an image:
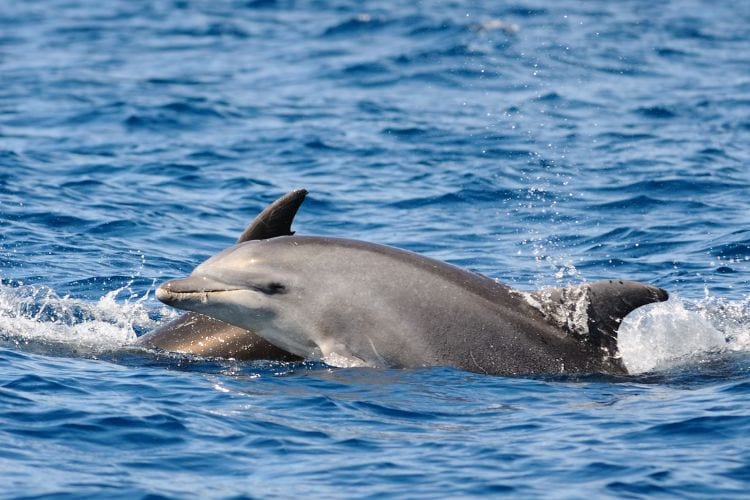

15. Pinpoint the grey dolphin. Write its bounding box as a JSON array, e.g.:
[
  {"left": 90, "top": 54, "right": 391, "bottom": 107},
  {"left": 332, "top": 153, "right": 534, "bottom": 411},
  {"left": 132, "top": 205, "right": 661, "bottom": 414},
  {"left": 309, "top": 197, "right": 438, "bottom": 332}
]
[
  {"left": 136, "top": 190, "right": 306, "bottom": 361},
  {"left": 155, "top": 235, "right": 668, "bottom": 375}
]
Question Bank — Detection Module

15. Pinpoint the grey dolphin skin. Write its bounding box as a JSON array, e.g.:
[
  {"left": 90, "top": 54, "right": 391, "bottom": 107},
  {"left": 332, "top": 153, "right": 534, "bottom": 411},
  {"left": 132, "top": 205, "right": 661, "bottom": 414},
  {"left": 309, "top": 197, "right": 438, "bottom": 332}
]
[
  {"left": 155, "top": 234, "right": 668, "bottom": 376},
  {"left": 136, "top": 190, "right": 306, "bottom": 361}
]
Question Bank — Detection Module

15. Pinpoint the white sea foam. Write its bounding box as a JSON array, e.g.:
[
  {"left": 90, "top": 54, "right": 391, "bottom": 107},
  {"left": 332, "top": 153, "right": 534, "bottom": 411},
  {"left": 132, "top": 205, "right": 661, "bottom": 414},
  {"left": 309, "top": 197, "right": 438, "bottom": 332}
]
[
  {"left": 694, "top": 294, "right": 750, "bottom": 352},
  {"left": 0, "top": 280, "right": 174, "bottom": 352},
  {"left": 618, "top": 295, "right": 737, "bottom": 374}
]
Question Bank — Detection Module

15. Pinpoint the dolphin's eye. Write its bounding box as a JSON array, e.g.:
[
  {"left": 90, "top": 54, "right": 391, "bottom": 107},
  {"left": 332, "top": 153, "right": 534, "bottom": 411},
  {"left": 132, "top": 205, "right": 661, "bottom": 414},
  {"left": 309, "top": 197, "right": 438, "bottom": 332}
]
[{"left": 261, "top": 282, "right": 286, "bottom": 295}]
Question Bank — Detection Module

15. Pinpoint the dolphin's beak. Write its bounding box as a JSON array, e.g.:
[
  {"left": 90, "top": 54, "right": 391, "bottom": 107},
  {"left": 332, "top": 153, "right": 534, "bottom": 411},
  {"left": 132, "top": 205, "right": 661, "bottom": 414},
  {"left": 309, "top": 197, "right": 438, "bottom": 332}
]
[{"left": 156, "top": 276, "right": 241, "bottom": 306}]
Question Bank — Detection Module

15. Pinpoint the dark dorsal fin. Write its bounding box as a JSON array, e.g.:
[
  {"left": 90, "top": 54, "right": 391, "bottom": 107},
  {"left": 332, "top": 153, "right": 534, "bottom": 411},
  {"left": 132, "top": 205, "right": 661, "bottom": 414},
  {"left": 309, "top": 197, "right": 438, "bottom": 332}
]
[
  {"left": 236, "top": 189, "right": 308, "bottom": 243},
  {"left": 532, "top": 280, "right": 668, "bottom": 363},
  {"left": 584, "top": 280, "right": 668, "bottom": 351}
]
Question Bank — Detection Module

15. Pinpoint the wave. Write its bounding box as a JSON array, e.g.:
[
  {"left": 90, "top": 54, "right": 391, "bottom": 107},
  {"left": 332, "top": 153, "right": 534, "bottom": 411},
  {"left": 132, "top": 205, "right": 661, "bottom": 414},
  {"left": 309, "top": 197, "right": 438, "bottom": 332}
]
[{"left": 322, "top": 14, "right": 391, "bottom": 37}]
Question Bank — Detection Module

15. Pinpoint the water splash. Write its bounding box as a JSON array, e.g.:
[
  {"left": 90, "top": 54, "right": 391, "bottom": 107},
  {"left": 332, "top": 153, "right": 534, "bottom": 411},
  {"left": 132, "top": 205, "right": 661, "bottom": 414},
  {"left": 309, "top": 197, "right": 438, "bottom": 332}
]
[
  {"left": 0, "top": 280, "right": 172, "bottom": 353},
  {"left": 618, "top": 295, "right": 750, "bottom": 374},
  {"left": 695, "top": 294, "right": 750, "bottom": 352}
]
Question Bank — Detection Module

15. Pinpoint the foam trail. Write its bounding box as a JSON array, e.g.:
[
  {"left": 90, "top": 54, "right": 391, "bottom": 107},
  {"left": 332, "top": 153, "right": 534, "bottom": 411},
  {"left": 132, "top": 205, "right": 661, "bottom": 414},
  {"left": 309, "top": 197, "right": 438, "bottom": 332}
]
[{"left": 0, "top": 281, "right": 173, "bottom": 353}]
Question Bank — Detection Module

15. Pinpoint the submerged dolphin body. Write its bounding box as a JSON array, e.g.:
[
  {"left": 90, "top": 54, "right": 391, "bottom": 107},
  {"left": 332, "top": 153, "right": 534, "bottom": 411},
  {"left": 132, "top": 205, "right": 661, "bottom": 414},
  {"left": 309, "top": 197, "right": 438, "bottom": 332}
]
[
  {"left": 155, "top": 235, "right": 668, "bottom": 375},
  {"left": 136, "top": 190, "right": 306, "bottom": 361}
]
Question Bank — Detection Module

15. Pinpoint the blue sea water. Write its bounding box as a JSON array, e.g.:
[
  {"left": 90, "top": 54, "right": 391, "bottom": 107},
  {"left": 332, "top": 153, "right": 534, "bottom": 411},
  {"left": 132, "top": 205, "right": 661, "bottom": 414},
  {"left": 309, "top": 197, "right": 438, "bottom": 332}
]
[{"left": 1, "top": 0, "right": 750, "bottom": 497}]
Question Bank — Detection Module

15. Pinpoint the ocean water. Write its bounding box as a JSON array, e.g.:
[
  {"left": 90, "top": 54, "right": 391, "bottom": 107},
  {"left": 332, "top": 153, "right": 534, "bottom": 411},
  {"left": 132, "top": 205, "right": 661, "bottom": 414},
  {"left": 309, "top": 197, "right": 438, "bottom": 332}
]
[{"left": 2, "top": 0, "right": 750, "bottom": 497}]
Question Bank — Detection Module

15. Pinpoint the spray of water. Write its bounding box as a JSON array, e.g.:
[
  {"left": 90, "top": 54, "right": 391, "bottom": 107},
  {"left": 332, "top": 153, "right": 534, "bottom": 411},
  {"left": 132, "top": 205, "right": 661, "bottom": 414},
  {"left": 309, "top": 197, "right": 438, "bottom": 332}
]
[
  {"left": 618, "top": 296, "right": 730, "bottom": 373},
  {"left": 0, "top": 280, "right": 175, "bottom": 353}
]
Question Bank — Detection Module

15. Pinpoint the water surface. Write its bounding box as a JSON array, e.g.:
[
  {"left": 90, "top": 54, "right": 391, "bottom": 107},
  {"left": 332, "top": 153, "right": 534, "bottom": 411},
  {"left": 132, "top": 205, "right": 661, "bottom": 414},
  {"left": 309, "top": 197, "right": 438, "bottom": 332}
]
[{"left": 1, "top": 0, "right": 750, "bottom": 497}]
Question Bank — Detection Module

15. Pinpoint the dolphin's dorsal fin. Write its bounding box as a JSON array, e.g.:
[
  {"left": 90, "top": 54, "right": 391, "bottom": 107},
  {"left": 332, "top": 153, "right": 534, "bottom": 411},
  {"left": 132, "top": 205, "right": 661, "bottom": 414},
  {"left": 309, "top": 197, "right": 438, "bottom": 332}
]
[
  {"left": 236, "top": 189, "right": 308, "bottom": 243},
  {"left": 532, "top": 280, "right": 668, "bottom": 362}
]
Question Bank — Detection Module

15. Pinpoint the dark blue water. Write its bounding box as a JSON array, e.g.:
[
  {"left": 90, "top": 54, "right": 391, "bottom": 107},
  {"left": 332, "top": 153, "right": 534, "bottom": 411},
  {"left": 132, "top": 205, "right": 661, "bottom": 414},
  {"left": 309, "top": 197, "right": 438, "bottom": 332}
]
[{"left": 2, "top": 0, "right": 750, "bottom": 497}]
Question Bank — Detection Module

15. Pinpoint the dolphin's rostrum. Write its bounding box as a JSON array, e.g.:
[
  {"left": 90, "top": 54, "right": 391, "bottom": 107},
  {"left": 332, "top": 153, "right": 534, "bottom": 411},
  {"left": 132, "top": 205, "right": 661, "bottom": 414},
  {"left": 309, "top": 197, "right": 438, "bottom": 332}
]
[{"left": 156, "top": 233, "right": 668, "bottom": 376}]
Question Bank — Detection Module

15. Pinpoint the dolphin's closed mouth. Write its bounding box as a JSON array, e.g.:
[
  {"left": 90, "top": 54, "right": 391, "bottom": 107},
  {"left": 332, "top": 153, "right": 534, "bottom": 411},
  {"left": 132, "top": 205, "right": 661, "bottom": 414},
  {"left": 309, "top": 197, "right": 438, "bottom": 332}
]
[
  {"left": 156, "top": 276, "right": 242, "bottom": 304},
  {"left": 155, "top": 276, "right": 285, "bottom": 306}
]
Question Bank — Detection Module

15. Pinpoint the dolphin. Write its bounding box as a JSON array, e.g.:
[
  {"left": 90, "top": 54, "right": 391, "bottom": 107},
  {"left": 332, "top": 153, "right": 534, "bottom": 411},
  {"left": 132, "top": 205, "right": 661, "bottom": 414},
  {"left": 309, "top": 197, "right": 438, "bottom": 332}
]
[
  {"left": 154, "top": 235, "right": 668, "bottom": 375},
  {"left": 136, "top": 190, "right": 306, "bottom": 361}
]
